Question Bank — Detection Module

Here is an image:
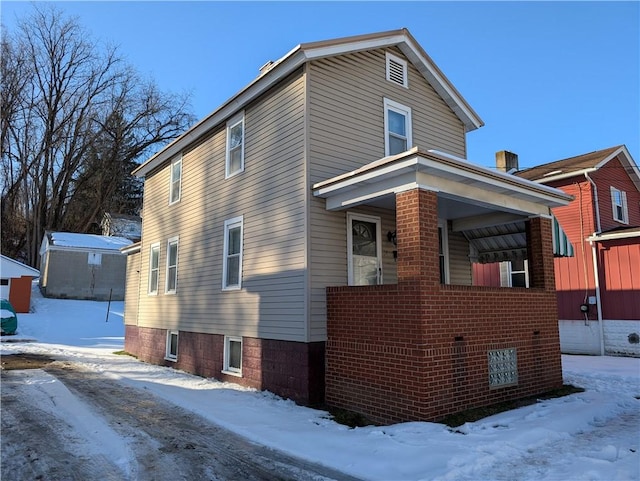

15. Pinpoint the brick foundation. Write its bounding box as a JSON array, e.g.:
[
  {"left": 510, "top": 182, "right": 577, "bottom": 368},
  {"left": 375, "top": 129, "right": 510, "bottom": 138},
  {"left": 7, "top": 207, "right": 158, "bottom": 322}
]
[{"left": 124, "top": 325, "right": 325, "bottom": 405}]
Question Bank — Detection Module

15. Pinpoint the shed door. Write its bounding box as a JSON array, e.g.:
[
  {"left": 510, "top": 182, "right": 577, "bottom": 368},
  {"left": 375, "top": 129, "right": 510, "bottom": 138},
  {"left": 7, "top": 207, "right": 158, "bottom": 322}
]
[
  {"left": 347, "top": 213, "right": 382, "bottom": 286},
  {"left": 0, "top": 279, "right": 10, "bottom": 300}
]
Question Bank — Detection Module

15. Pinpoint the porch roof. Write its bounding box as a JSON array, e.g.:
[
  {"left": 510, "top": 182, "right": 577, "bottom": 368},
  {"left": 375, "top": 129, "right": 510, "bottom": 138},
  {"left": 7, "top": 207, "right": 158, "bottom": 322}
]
[
  {"left": 313, "top": 148, "right": 574, "bottom": 263},
  {"left": 313, "top": 148, "right": 573, "bottom": 214}
]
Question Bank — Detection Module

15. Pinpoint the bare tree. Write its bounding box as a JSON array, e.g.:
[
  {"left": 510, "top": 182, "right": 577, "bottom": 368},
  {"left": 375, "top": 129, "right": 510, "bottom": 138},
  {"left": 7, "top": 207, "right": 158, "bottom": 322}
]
[{"left": 1, "top": 5, "right": 195, "bottom": 266}]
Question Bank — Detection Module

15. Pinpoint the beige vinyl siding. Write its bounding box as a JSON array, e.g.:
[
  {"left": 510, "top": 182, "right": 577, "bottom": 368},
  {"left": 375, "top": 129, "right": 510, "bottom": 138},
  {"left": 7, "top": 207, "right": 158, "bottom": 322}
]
[
  {"left": 124, "top": 251, "right": 140, "bottom": 325},
  {"left": 137, "top": 71, "right": 308, "bottom": 342},
  {"left": 307, "top": 48, "right": 468, "bottom": 341},
  {"left": 447, "top": 223, "right": 472, "bottom": 285}
]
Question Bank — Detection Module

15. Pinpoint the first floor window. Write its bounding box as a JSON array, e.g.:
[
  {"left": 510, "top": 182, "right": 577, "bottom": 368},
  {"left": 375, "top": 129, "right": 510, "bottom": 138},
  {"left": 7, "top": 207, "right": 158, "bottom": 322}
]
[
  {"left": 223, "top": 336, "right": 242, "bottom": 375},
  {"left": 166, "top": 331, "right": 178, "bottom": 361},
  {"left": 165, "top": 237, "right": 178, "bottom": 294},
  {"left": 148, "top": 243, "right": 160, "bottom": 294},
  {"left": 222, "top": 216, "right": 243, "bottom": 290},
  {"left": 509, "top": 259, "right": 529, "bottom": 288}
]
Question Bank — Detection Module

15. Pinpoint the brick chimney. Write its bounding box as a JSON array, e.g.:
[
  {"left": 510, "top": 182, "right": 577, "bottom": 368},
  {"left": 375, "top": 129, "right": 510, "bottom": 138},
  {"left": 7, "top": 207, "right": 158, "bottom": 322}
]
[{"left": 495, "top": 150, "right": 519, "bottom": 173}]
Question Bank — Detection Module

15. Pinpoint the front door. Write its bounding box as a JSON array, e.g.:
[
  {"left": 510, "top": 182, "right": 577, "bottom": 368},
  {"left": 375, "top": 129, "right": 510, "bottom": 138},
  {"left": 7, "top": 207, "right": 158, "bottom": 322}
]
[{"left": 347, "top": 213, "right": 382, "bottom": 286}]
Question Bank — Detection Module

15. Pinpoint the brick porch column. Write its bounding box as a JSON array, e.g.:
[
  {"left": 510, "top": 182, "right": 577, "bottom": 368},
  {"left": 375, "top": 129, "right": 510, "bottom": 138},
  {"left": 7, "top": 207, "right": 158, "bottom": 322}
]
[
  {"left": 395, "top": 188, "right": 440, "bottom": 287},
  {"left": 526, "top": 216, "right": 556, "bottom": 291}
]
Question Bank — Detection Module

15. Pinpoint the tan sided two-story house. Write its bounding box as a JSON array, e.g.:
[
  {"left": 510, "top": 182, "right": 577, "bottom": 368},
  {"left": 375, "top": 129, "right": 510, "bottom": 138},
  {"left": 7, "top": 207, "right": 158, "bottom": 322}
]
[{"left": 124, "top": 29, "right": 573, "bottom": 424}]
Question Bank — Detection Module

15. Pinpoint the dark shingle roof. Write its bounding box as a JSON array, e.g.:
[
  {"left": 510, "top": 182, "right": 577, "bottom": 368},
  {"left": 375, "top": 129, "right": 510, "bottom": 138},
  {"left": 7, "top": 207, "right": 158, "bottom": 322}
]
[{"left": 517, "top": 145, "right": 623, "bottom": 182}]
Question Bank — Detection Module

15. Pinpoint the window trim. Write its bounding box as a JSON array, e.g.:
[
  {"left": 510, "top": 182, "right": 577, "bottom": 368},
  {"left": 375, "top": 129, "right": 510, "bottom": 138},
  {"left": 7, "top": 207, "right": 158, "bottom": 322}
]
[
  {"left": 386, "top": 51, "right": 408, "bottom": 88},
  {"left": 508, "top": 259, "right": 529, "bottom": 288},
  {"left": 438, "top": 219, "right": 450, "bottom": 284},
  {"left": 169, "top": 155, "right": 182, "bottom": 205},
  {"left": 148, "top": 242, "right": 160, "bottom": 295},
  {"left": 222, "top": 335, "right": 243, "bottom": 376},
  {"left": 383, "top": 98, "right": 412, "bottom": 157},
  {"left": 165, "top": 330, "right": 179, "bottom": 361},
  {"left": 165, "top": 236, "right": 179, "bottom": 294},
  {"left": 225, "top": 112, "right": 245, "bottom": 179},
  {"left": 347, "top": 212, "right": 383, "bottom": 286},
  {"left": 222, "top": 216, "right": 244, "bottom": 290},
  {"left": 610, "top": 186, "right": 629, "bottom": 224}
]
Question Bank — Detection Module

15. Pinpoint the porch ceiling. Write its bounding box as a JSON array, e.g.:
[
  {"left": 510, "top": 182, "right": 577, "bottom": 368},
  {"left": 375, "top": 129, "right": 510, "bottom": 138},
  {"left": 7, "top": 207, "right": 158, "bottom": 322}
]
[{"left": 312, "top": 148, "right": 573, "bottom": 218}]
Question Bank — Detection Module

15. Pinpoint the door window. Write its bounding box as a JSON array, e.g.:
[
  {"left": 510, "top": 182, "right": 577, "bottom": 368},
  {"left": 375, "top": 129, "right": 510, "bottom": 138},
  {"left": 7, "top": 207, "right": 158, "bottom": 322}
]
[{"left": 348, "top": 214, "right": 382, "bottom": 286}]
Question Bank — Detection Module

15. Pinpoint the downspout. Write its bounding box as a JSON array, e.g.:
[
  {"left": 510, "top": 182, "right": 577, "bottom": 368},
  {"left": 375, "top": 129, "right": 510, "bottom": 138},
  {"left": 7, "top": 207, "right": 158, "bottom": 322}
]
[{"left": 584, "top": 171, "right": 605, "bottom": 355}]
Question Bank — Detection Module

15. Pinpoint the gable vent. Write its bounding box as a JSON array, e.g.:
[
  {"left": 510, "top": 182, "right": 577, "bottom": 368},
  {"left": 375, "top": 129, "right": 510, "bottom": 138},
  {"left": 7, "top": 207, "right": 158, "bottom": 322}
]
[{"left": 386, "top": 52, "right": 408, "bottom": 88}]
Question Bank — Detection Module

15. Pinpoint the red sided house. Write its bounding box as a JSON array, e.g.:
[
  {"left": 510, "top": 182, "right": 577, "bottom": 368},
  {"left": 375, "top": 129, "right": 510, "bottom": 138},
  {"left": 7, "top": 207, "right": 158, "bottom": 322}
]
[
  {"left": 475, "top": 146, "right": 640, "bottom": 357},
  {"left": 123, "top": 29, "right": 573, "bottom": 424}
]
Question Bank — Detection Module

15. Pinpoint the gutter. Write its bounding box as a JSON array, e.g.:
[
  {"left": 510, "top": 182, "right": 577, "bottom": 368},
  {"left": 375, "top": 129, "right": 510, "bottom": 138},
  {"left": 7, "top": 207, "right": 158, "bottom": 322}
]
[{"left": 584, "top": 171, "right": 605, "bottom": 356}]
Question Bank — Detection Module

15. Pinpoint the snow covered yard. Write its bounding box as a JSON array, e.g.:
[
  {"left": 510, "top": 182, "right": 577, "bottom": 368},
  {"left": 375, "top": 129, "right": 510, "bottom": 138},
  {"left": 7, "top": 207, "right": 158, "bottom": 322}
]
[{"left": 1, "top": 288, "right": 639, "bottom": 481}]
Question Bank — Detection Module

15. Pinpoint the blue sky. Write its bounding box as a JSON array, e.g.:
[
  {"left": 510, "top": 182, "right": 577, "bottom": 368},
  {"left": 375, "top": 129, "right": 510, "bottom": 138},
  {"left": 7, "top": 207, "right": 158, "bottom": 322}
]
[{"left": 2, "top": 1, "right": 638, "bottom": 169}]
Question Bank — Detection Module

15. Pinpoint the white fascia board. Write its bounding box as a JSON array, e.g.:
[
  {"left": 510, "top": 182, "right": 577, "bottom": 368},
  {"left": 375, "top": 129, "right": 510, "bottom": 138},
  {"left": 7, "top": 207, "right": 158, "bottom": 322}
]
[
  {"left": 302, "top": 33, "right": 407, "bottom": 60},
  {"left": 313, "top": 157, "right": 420, "bottom": 197},
  {"left": 588, "top": 229, "right": 640, "bottom": 242},
  {"left": 415, "top": 156, "right": 572, "bottom": 207},
  {"left": 120, "top": 243, "right": 141, "bottom": 255},
  {"left": 47, "top": 245, "right": 127, "bottom": 256},
  {"left": 531, "top": 168, "right": 597, "bottom": 184},
  {"left": 595, "top": 145, "right": 640, "bottom": 191}
]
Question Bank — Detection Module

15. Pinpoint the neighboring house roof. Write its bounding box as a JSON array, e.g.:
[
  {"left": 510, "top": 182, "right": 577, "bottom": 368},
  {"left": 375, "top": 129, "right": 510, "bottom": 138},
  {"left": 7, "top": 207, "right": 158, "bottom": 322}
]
[
  {"left": 0, "top": 255, "right": 40, "bottom": 278},
  {"left": 517, "top": 145, "right": 640, "bottom": 191},
  {"left": 133, "top": 28, "right": 484, "bottom": 178},
  {"left": 41, "top": 232, "right": 133, "bottom": 255}
]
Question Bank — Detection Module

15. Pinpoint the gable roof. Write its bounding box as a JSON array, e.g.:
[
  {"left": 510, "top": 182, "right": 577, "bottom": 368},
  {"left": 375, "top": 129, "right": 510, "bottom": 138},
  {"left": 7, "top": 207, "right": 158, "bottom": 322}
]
[
  {"left": 133, "top": 28, "right": 483, "bottom": 178},
  {"left": 0, "top": 255, "right": 40, "bottom": 278},
  {"left": 517, "top": 145, "right": 640, "bottom": 191}
]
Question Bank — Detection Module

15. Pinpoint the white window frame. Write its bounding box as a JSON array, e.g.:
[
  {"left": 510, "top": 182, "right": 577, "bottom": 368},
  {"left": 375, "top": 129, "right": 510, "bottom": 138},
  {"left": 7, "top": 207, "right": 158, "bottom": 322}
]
[
  {"left": 165, "top": 330, "right": 178, "bottom": 361},
  {"left": 169, "top": 155, "right": 182, "bottom": 205},
  {"left": 610, "top": 187, "right": 629, "bottom": 224},
  {"left": 148, "top": 242, "right": 160, "bottom": 295},
  {"left": 508, "top": 259, "right": 530, "bottom": 288},
  {"left": 223, "top": 335, "right": 242, "bottom": 376},
  {"left": 438, "top": 220, "right": 450, "bottom": 284},
  {"left": 165, "top": 236, "right": 179, "bottom": 294},
  {"left": 347, "top": 212, "right": 383, "bottom": 286},
  {"left": 383, "top": 98, "right": 412, "bottom": 157},
  {"left": 225, "top": 112, "right": 245, "bottom": 178},
  {"left": 222, "top": 216, "right": 244, "bottom": 290},
  {"left": 386, "top": 52, "right": 408, "bottom": 88}
]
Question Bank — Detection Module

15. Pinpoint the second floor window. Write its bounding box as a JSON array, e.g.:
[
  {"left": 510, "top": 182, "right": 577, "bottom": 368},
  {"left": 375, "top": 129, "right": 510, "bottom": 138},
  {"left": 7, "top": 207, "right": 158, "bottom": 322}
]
[
  {"left": 384, "top": 98, "right": 412, "bottom": 157},
  {"left": 226, "top": 112, "right": 245, "bottom": 178},
  {"left": 611, "top": 187, "right": 628, "bottom": 224},
  {"left": 165, "top": 237, "right": 179, "bottom": 294},
  {"left": 170, "top": 156, "right": 182, "bottom": 204}
]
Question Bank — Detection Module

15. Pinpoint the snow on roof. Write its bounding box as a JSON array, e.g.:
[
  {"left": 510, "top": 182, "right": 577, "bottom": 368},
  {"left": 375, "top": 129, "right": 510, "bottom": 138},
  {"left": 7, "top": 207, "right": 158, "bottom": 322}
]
[
  {"left": 49, "top": 232, "right": 133, "bottom": 251},
  {"left": 0, "top": 255, "right": 40, "bottom": 278}
]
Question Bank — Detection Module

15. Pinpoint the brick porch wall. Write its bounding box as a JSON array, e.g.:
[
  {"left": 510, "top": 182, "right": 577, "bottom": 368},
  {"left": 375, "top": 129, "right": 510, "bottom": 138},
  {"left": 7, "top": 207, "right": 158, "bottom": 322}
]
[
  {"left": 325, "top": 188, "right": 563, "bottom": 424},
  {"left": 124, "top": 325, "right": 324, "bottom": 405}
]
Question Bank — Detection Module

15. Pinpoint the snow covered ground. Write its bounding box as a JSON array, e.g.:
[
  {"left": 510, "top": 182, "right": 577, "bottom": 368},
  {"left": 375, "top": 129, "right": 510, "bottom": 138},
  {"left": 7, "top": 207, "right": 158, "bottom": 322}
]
[{"left": 2, "top": 287, "right": 639, "bottom": 481}]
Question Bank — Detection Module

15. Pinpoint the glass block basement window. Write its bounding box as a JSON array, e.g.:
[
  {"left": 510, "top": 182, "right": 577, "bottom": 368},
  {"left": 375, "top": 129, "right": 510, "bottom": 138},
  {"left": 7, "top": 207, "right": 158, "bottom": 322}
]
[{"left": 488, "top": 348, "right": 518, "bottom": 388}]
